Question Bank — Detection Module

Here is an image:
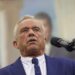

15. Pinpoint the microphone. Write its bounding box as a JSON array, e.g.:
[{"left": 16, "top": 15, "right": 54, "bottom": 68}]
[
  {"left": 51, "top": 37, "right": 69, "bottom": 47},
  {"left": 51, "top": 37, "right": 73, "bottom": 52},
  {"left": 67, "top": 39, "right": 75, "bottom": 51}
]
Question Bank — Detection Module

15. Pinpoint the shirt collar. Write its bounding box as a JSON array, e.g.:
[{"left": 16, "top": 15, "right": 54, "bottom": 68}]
[{"left": 21, "top": 54, "right": 45, "bottom": 65}]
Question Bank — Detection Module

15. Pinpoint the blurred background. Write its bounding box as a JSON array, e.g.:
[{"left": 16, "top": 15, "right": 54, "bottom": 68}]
[{"left": 0, "top": 0, "right": 75, "bottom": 68}]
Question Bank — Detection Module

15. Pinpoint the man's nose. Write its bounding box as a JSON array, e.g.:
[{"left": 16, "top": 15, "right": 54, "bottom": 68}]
[{"left": 28, "top": 29, "right": 35, "bottom": 37}]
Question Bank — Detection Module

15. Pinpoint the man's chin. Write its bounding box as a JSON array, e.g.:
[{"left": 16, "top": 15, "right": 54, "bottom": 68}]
[
  {"left": 26, "top": 49, "right": 41, "bottom": 57},
  {"left": 27, "top": 43, "right": 38, "bottom": 48},
  {"left": 27, "top": 44, "right": 38, "bottom": 50}
]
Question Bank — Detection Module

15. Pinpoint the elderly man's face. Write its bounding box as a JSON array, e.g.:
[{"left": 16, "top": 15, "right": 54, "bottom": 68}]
[{"left": 14, "top": 19, "right": 46, "bottom": 57}]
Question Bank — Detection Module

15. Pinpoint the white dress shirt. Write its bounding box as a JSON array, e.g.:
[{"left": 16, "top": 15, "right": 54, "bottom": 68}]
[{"left": 21, "top": 54, "right": 47, "bottom": 75}]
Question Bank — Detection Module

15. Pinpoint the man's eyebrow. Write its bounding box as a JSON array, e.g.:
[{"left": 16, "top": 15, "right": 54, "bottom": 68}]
[
  {"left": 21, "top": 27, "right": 29, "bottom": 30},
  {"left": 20, "top": 27, "right": 29, "bottom": 32},
  {"left": 32, "top": 26, "right": 40, "bottom": 28},
  {"left": 33, "top": 26, "right": 39, "bottom": 28}
]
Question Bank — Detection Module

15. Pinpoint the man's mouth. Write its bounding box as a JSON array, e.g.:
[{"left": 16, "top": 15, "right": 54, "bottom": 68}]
[{"left": 27, "top": 39, "right": 37, "bottom": 44}]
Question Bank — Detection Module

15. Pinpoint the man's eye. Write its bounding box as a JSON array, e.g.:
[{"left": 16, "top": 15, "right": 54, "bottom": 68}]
[
  {"left": 21, "top": 29, "right": 28, "bottom": 33},
  {"left": 33, "top": 28, "right": 40, "bottom": 32}
]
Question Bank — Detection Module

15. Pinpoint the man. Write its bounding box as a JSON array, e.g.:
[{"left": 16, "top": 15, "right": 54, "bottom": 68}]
[
  {"left": 0, "top": 15, "right": 75, "bottom": 75},
  {"left": 35, "top": 12, "right": 52, "bottom": 55}
]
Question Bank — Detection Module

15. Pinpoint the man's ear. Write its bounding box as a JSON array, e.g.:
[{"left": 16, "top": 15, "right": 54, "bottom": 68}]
[
  {"left": 44, "top": 35, "right": 47, "bottom": 42},
  {"left": 13, "top": 41, "right": 18, "bottom": 48}
]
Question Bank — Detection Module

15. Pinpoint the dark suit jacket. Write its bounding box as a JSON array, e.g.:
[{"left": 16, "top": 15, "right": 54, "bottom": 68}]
[{"left": 0, "top": 55, "right": 75, "bottom": 75}]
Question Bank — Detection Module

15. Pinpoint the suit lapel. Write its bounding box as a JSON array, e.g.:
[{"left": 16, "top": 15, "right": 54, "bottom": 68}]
[
  {"left": 45, "top": 55, "right": 52, "bottom": 75},
  {"left": 10, "top": 57, "right": 26, "bottom": 75},
  {"left": 45, "top": 55, "right": 58, "bottom": 75},
  {"left": 45, "top": 55, "right": 64, "bottom": 75}
]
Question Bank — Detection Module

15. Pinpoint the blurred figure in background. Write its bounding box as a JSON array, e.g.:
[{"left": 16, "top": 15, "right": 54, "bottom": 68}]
[{"left": 35, "top": 12, "right": 52, "bottom": 55}]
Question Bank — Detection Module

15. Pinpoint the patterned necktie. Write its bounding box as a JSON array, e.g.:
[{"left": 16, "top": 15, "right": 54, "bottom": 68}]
[{"left": 32, "top": 58, "right": 41, "bottom": 75}]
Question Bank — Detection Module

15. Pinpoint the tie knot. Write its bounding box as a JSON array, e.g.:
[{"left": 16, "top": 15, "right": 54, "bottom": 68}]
[{"left": 32, "top": 58, "right": 38, "bottom": 65}]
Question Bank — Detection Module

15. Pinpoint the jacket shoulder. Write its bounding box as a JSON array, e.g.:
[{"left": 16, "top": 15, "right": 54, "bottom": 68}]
[
  {"left": 45, "top": 55, "right": 75, "bottom": 64},
  {"left": 0, "top": 58, "right": 21, "bottom": 75},
  {"left": 45, "top": 55, "right": 75, "bottom": 71},
  {"left": 0, "top": 64, "right": 14, "bottom": 75}
]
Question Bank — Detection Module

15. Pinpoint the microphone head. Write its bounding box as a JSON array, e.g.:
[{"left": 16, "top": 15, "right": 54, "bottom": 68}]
[
  {"left": 51, "top": 37, "right": 62, "bottom": 47},
  {"left": 51, "top": 37, "right": 75, "bottom": 52}
]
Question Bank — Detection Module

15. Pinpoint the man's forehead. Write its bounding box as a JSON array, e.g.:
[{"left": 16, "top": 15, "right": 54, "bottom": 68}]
[{"left": 19, "top": 19, "right": 43, "bottom": 27}]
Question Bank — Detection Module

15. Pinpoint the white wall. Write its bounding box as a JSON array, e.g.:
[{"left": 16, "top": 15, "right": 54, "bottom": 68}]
[
  {"left": 0, "top": 0, "right": 23, "bottom": 68},
  {"left": 0, "top": 10, "right": 8, "bottom": 67},
  {"left": 55, "top": 0, "right": 75, "bottom": 40}
]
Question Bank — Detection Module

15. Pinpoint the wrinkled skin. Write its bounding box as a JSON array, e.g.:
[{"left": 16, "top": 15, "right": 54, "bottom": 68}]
[{"left": 13, "top": 19, "right": 46, "bottom": 57}]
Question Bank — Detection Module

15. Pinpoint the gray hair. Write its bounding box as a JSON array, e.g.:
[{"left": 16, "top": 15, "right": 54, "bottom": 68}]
[{"left": 13, "top": 15, "right": 45, "bottom": 41}]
